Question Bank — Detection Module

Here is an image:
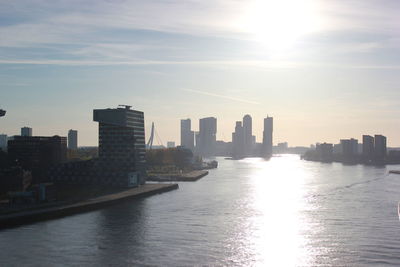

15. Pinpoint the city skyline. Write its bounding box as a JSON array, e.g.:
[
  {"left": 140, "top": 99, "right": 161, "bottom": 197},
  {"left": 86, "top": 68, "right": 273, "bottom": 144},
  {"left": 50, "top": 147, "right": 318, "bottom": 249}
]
[{"left": 1, "top": 0, "right": 400, "bottom": 146}]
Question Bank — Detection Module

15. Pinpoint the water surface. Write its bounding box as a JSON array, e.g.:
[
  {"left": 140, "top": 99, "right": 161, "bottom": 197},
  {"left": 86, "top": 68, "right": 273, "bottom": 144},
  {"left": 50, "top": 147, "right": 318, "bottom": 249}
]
[{"left": 1, "top": 155, "right": 399, "bottom": 266}]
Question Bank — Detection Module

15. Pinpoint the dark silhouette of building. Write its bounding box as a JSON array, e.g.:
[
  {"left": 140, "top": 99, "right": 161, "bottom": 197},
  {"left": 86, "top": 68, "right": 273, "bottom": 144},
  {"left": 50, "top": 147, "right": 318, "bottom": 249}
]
[
  {"left": 362, "top": 135, "right": 374, "bottom": 159},
  {"left": 232, "top": 121, "right": 245, "bottom": 159},
  {"left": 68, "top": 129, "right": 78, "bottom": 150},
  {"left": 8, "top": 136, "right": 67, "bottom": 183},
  {"left": 340, "top": 138, "right": 358, "bottom": 156},
  {"left": 197, "top": 117, "right": 217, "bottom": 157},
  {"left": 262, "top": 116, "right": 273, "bottom": 158},
  {"left": 374, "top": 135, "right": 387, "bottom": 160},
  {"left": 93, "top": 105, "right": 146, "bottom": 184},
  {"left": 180, "top": 119, "right": 194, "bottom": 151},
  {"left": 243, "top": 114, "right": 253, "bottom": 156},
  {"left": 0, "top": 134, "right": 7, "bottom": 151},
  {"left": 316, "top": 143, "right": 333, "bottom": 161},
  {"left": 21, "top": 127, "right": 32, "bottom": 137}
]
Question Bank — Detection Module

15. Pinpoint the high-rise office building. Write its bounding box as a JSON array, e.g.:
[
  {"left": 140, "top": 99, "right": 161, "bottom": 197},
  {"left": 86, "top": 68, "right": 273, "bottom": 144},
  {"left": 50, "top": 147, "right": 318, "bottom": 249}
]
[
  {"left": 243, "top": 114, "right": 252, "bottom": 156},
  {"left": 198, "top": 117, "right": 217, "bottom": 157},
  {"left": 262, "top": 116, "right": 273, "bottom": 158},
  {"left": 362, "top": 135, "right": 374, "bottom": 158},
  {"left": 232, "top": 121, "right": 245, "bottom": 159},
  {"left": 374, "top": 135, "right": 387, "bottom": 160},
  {"left": 93, "top": 105, "right": 146, "bottom": 184},
  {"left": 180, "top": 119, "right": 194, "bottom": 150},
  {"left": 0, "top": 134, "right": 7, "bottom": 151},
  {"left": 21, "top": 127, "right": 32, "bottom": 137},
  {"left": 68, "top": 129, "right": 78, "bottom": 150}
]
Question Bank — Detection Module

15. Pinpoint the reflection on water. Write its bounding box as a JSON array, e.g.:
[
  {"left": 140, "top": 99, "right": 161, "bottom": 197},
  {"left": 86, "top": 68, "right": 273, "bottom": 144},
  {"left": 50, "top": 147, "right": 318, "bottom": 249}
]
[{"left": 1, "top": 155, "right": 400, "bottom": 266}]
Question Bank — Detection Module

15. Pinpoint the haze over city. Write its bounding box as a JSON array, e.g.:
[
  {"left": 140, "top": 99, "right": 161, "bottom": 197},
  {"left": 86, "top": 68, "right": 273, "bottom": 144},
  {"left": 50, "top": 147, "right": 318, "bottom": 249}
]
[{"left": 1, "top": 0, "right": 400, "bottom": 146}]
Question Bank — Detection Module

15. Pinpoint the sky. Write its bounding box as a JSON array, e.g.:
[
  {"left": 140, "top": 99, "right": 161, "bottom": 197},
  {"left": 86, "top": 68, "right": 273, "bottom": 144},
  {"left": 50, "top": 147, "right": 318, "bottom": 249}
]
[{"left": 1, "top": 0, "right": 400, "bottom": 147}]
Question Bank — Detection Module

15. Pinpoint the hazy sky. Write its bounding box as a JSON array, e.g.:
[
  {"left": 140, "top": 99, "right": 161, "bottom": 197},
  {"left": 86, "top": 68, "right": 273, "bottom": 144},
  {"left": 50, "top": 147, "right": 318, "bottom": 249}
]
[{"left": 1, "top": 0, "right": 400, "bottom": 146}]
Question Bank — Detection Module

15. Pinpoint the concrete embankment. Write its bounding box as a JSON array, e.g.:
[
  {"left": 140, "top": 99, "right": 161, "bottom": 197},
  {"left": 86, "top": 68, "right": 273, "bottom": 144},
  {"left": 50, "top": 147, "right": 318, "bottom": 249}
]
[
  {"left": 0, "top": 183, "right": 178, "bottom": 230},
  {"left": 147, "top": 170, "right": 209, "bottom": 182}
]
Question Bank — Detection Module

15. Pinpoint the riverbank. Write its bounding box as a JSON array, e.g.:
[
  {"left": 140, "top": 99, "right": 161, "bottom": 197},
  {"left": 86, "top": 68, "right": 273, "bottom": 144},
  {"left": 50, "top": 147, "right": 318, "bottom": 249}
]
[
  {"left": 147, "top": 170, "right": 209, "bottom": 182},
  {"left": 0, "top": 183, "right": 178, "bottom": 230}
]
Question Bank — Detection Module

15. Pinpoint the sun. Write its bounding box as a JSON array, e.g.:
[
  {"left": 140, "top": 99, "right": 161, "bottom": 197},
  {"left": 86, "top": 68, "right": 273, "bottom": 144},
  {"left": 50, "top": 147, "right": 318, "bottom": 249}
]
[{"left": 239, "top": 0, "right": 321, "bottom": 51}]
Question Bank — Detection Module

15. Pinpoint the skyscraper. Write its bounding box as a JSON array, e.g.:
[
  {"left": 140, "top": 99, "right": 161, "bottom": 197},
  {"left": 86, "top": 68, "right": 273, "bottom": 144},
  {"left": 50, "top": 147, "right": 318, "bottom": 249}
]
[
  {"left": 21, "top": 127, "right": 32, "bottom": 137},
  {"left": 232, "top": 121, "right": 245, "bottom": 159},
  {"left": 198, "top": 117, "right": 217, "bottom": 157},
  {"left": 362, "top": 135, "right": 374, "bottom": 158},
  {"left": 374, "top": 134, "right": 387, "bottom": 160},
  {"left": 0, "top": 134, "right": 7, "bottom": 151},
  {"left": 93, "top": 105, "right": 146, "bottom": 184},
  {"left": 180, "top": 119, "right": 194, "bottom": 150},
  {"left": 243, "top": 114, "right": 252, "bottom": 156},
  {"left": 68, "top": 129, "right": 78, "bottom": 150},
  {"left": 262, "top": 116, "right": 273, "bottom": 158}
]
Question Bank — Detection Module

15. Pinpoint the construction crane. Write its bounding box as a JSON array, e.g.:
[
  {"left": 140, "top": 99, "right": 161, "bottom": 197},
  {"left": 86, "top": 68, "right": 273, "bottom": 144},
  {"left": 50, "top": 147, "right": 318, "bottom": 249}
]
[{"left": 0, "top": 109, "right": 6, "bottom": 117}]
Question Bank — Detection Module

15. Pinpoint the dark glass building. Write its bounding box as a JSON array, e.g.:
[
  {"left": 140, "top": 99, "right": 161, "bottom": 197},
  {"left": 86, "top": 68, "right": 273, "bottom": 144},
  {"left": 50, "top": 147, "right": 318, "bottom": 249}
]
[
  {"left": 93, "top": 105, "right": 146, "bottom": 184},
  {"left": 8, "top": 136, "right": 67, "bottom": 183}
]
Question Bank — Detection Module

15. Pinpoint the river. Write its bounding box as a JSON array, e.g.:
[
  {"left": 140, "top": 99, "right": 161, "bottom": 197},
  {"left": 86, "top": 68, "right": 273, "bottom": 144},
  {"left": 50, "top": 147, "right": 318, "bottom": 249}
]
[{"left": 1, "top": 155, "right": 400, "bottom": 266}]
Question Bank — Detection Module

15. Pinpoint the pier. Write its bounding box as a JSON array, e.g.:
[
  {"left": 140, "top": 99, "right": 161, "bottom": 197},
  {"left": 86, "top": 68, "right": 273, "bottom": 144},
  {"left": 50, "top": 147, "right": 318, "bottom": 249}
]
[
  {"left": 0, "top": 183, "right": 178, "bottom": 230},
  {"left": 147, "top": 170, "right": 209, "bottom": 182}
]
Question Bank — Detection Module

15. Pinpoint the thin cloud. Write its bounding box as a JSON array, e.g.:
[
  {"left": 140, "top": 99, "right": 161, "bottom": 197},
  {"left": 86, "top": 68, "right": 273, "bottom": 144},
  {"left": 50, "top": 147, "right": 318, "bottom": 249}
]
[{"left": 182, "top": 88, "right": 260, "bottom": 105}]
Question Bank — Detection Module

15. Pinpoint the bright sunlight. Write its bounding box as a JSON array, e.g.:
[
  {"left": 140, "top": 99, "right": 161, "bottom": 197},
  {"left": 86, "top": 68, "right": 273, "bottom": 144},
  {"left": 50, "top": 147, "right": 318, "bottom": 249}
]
[{"left": 239, "top": 0, "right": 322, "bottom": 51}]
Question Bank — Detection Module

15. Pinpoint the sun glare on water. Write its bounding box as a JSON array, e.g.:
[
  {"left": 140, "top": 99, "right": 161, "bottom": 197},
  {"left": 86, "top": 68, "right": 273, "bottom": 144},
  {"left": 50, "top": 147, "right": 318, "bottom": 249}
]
[{"left": 239, "top": 0, "right": 321, "bottom": 51}]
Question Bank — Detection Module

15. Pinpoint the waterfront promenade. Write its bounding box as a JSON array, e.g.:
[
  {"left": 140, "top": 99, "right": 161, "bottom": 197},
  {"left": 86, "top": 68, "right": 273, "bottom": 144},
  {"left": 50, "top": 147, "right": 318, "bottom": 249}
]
[{"left": 0, "top": 183, "right": 178, "bottom": 229}]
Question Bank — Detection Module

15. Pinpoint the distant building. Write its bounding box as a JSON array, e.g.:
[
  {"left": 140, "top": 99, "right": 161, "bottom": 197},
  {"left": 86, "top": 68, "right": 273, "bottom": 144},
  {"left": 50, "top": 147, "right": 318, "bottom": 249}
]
[
  {"left": 0, "top": 134, "right": 7, "bottom": 151},
  {"left": 243, "top": 115, "right": 252, "bottom": 156},
  {"left": 8, "top": 136, "right": 67, "bottom": 183},
  {"left": 215, "top": 140, "right": 233, "bottom": 156},
  {"left": 195, "top": 131, "right": 199, "bottom": 148},
  {"left": 180, "top": 119, "right": 194, "bottom": 151},
  {"left": 362, "top": 135, "right": 374, "bottom": 158},
  {"left": 198, "top": 117, "right": 217, "bottom": 157},
  {"left": 276, "top": 142, "right": 288, "bottom": 154},
  {"left": 167, "top": 141, "right": 175, "bottom": 148},
  {"left": 262, "top": 116, "right": 273, "bottom": 158},
  {"left": 374, "top": 135, "right": 387, "bottom": 160},
  {"left": 316, "top": 143, "right": 333, "bottom": 161},
  {"left": 21, "top": 127, "right": 32, "bottom": 137},
  {"left": 232, "top": 121, "right": 245, "bottom": 159},
  {"left": 93, "top": 105, "right": 146, "bottom": 184},
  {"left": 68, "top": 129, "right": 78, "bottom": 150},
  {"left": 340, "top": 138, "right": 358, "bottom": 156},
  {"left": 333, "top": 143, "right": 342, "bottom": 154}
]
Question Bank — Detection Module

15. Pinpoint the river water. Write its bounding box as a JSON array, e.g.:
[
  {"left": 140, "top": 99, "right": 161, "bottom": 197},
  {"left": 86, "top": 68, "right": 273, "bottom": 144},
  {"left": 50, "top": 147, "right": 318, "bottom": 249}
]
[{"left": 1, "top": 155, "right": 400, "bottom": 266}]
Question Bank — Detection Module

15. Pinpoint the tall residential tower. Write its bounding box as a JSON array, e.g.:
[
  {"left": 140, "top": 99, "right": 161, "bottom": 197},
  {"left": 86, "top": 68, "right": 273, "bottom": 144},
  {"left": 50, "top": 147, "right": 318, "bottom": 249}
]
[
  {"left": 262, "top": 116, "right": 273, "bottom": 158},
  {"left": 198, "top": 117, "right": 217, "bottom": 157},
  {"left": 180, "top": 119, "right": 194, "bottom": 151}
]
